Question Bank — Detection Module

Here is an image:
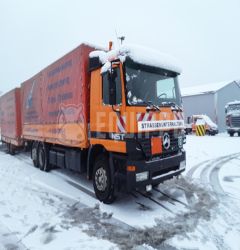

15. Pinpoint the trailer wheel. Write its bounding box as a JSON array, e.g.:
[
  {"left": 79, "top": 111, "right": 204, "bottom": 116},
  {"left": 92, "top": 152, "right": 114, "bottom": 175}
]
[
  {"left": 6, "top": 143, "right": 10, "bottom": 154},
  {"left": 38, "top": 143, "right": 50, "bottom": 172},
  {"left": 31, "top": 142, "right": 39, "bottom": 167},
  {"left": 9, "top": 144, "right": 15, "bottom": 155},
  {"left": 93, "top": 155, "right": 115, "bottom": 204}
]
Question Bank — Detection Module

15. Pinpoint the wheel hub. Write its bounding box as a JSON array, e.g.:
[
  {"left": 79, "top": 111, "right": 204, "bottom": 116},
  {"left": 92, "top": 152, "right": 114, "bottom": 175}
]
[{"left": 95, "top": 167, "right": 107, "bottom": 191}]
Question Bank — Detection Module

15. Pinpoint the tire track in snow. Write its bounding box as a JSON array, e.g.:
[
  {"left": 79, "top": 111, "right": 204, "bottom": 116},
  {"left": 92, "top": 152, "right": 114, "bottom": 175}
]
[
  {"left": 209, "top": 155, "right": 240, "bottom": 196},
  {"left": 0, "top": 222, "right": 27, "bottom": 250},
  {"left": 186, "top": 159, "right": 211, "bottom": 178},
  {"left": 153, "top": 187, "right": 189, "bottom": 208},
  {"left": 187, "top": 152, "right": 240, "bottom": 196}
]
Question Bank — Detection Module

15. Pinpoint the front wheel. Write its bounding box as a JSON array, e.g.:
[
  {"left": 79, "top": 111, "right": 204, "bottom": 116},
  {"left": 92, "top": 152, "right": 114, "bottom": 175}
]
[
  {"left": 229, "top": 132, "right": 234, "bottom": 137},
  {"left": 93, "top": 155, "right": 115, "bottom": 204}
]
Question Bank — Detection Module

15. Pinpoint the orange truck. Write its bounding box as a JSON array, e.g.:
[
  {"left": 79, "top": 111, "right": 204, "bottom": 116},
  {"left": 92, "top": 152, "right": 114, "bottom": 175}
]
[{"left": 0, "top": 43, "right": 186, "bottom": 203}]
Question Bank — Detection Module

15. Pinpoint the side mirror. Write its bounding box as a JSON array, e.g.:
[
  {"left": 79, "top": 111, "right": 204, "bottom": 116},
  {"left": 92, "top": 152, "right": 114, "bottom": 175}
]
[
  {"left": 225, "top": 107, "right": 227, "bottom": 114},
  {"left": 108, "top": 68, "right": 117, "bottom": 105}
]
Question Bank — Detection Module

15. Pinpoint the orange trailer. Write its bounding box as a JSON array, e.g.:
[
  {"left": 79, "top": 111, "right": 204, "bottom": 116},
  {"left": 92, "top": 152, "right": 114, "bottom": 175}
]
[
  {"left": 0, "top": 88, "right": 22, "bottom": 154},
  {"left": 21, "top": 44, "right": 93, "bottom": 148}
]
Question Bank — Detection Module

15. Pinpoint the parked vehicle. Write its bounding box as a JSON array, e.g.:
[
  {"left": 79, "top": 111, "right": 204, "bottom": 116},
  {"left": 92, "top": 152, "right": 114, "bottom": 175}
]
[
  {"left": 185, "top": 114, "right": 218, "bottom": 135},
  {"left": 0, "top": 43, "right": 186, "bottom": 203},
  {"left": 225, "top": 101, "right": 240, "bottom": 136}
]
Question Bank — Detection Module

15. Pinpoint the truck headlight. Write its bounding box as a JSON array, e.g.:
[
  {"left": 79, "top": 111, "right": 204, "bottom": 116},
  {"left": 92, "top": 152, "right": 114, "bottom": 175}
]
[{"left": 136, "top": 171, "right": 149, "bottom": 182}]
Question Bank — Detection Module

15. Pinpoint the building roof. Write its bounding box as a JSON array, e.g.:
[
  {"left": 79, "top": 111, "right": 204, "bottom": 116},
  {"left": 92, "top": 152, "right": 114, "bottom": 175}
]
[{"left": 181, "top": 80, "right": 239, "bottom": 97}]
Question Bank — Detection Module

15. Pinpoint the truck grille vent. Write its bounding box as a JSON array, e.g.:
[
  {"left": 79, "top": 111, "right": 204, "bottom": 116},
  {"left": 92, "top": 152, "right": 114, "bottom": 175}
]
[
  {"left": 231, "top": 116, "right": 240, "bottom": 127},
  {"left": 139, "top": 132, "right": 180, "bottom": 159},
  {"left": 139, "top": 138, "right": 151, "bottom": 158}
]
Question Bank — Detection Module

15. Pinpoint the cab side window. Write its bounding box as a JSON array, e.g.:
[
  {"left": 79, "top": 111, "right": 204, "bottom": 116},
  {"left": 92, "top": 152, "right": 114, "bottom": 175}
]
[{"left": 102, "top": 67, "right": 122, "bottom": 105}]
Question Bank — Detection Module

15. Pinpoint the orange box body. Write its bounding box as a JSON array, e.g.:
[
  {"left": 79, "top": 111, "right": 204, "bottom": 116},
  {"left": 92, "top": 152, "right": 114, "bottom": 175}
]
[
  {"left": 0, "top": 88, "right": 22, "bottom": 146},
  {"left": 21, "top": 44, "right": 95, "bottom": 148}
]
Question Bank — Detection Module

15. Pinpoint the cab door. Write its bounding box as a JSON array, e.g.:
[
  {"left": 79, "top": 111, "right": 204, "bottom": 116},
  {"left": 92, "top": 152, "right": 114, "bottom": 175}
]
[{"left": 90, "top": 64, "right": 126, "bottom": 153}]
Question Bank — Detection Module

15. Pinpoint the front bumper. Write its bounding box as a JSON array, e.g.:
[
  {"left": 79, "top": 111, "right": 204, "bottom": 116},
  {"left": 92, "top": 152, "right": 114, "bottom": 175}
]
[
  {"left": 124, "top": 150, "right": 186, "bottom": 191},
  {"left": 227, "top": 128, "right": 240, "bottom": 133},
  {"left": 209, "top": 129, "right": 218, "bottom": 135}
]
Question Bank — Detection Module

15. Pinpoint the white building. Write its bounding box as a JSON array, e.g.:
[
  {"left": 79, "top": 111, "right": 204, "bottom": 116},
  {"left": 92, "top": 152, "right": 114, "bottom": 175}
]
[{"left": 181, "top": 80, "right": 240, "bottom": 132}]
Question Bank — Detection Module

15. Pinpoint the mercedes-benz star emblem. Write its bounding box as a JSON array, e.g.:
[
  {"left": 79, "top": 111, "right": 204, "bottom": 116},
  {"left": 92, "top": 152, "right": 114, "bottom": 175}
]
[{"left": 163, "top": 133, "right": 171, "bottom": 150}]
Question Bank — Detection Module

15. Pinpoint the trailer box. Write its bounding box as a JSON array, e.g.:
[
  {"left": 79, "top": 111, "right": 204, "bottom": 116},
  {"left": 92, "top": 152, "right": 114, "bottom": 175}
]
[
  {"left": 0, "top": 88, "right": 22, "bottom": 146},
  {"left": 21, "top": 44, "right": 95, "bottom": 148}
]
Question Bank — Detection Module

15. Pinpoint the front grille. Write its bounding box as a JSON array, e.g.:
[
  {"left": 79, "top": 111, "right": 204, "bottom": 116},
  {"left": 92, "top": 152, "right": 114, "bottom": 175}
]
[
  {"left": 138, "top": 138, "right": 151, "bottom": 158},
  {"left": 161, "top": 134, "right": 179, "bottom": 158},
  {"left": 138, "top": 131, "right": 180, "bottom": 159},
  {"left": 231, "top": 116, "right": 240, "bottom": 127}
]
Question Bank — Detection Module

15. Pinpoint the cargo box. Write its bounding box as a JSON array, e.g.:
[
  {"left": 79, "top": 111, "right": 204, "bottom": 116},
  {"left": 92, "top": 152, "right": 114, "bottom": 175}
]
[
  {"left": 0, "top": 88, "right": 22, "bottom": 146},
  {"left": 21, "top": 44, "right": 95, "bottom": 148}
]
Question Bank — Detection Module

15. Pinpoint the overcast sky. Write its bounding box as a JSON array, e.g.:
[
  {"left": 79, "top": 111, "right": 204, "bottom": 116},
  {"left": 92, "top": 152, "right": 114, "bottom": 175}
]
[{"left": 1, "top": 0, "right": 240, "bottom": 94}]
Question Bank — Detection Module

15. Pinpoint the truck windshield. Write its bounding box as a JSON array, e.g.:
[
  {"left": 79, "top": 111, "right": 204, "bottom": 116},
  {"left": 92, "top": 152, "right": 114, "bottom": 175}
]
[
  {"left": 125, "top": 61, "right": 181, "bottom": 107},
  {"left": 227, "top": 104, "right": 240, "bottom": 113}
]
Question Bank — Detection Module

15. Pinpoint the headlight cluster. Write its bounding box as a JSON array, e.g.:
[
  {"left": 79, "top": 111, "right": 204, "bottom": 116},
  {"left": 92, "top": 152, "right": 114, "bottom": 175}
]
[{"left": 136, "top": 171, "right": 149, "bottom": 182}]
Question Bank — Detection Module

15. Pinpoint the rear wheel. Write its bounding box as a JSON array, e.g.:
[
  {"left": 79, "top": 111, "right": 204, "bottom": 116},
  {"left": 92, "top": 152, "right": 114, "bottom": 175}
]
[
  {"left": 9, "top": 144, "right": 15, "bottom": 155},
  {"left": 238, "top": 132, "right": 240, "bottom": 137},
  {"left": 6, "top": 143, "right": 10, "bottom": 154},
  {"left": 31, "top": 142, "right": 39, "bottom": 167},
  {"left": 229, "top": 132, "right": 234, "bottom": 137},
  {"left": 93, "top": 155, "right": 115, "bottom": 204},
  {"left": 38, "top": 143, "right": 50, "bottom": 172}
]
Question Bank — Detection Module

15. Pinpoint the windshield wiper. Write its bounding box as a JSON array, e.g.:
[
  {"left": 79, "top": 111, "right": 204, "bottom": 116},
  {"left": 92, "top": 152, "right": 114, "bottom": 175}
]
[
  {"left": 142, "top": 101, "right": 160, "bottom": 111},
  {"left": 160, "top": 102, "right": 182, "bottom": 112}
]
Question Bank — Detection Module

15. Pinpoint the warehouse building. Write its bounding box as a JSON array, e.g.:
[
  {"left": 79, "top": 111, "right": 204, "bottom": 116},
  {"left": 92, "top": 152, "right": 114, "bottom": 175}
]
[{"left": 181, "top": 80, "right": 240, "bottom": 132}]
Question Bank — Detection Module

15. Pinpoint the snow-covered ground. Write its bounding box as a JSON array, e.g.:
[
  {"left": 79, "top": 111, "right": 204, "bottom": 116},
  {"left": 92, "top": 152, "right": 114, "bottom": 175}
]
[{"left": 0, "top": 133, "right": 240, "bottom": 250}]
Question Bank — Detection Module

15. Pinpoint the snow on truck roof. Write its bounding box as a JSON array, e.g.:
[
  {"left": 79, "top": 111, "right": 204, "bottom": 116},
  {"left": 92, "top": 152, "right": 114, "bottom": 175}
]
[
  {"left": 182, "top": 80, "right": 240, "bottom": 97},
  {"left": 90, "top": 44, "right": 182, "bottom": 74},
  {"left": 225, "top": 100, "right": 240, "bottom": 107},
  {"left": 227, "top": 100, "right": 240, "bottom": 105}
]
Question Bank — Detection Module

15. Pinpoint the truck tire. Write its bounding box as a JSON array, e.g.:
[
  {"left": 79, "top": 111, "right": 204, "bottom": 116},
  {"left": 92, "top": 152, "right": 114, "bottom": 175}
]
[
  {"left": 229, "top": 132, "right": 234, "bottom": 137},
  {"left": 38, "top": 143, "right": 50, "bottom": 172},
  {"left": 238, "top": 132, "right": 240, "bottom": 137},
  {"left": 9, "top": 144, "right": 15, "bottom": 155},
  {"left": 31, "top": 142, "right": 39, "bottom": 167},
  {"left": 93, "top": 155, "right": 115, "bottom": 204},
  {"left": 6, "top": 143, "right": 10, "bottom": 154}
]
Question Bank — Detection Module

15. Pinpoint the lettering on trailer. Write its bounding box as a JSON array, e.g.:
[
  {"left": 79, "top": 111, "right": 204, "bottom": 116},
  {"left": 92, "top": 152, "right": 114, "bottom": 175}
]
[
  {"left": 138, "top": 120, "right": 185, "bottom": 132},
  {"left": 47, "top": 77, "right": 70, "bottom": 91},
  {"left": 47, "top": 92, "right": 73, "bottom": 105},
  {"left": 25, "top": 110, "right": 39, "bottom": 121},
  {"left": 47, "top": 60, "right": 72, "bottom": 78}
]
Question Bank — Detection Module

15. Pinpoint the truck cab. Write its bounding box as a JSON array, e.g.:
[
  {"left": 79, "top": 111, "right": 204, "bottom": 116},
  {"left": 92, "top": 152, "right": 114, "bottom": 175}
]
[
  {"left": 88, "top": 45, "right": 186, "bottom": 203},
  {"left": 225, "top": 101, "right": 240, "bottom": 136}
]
